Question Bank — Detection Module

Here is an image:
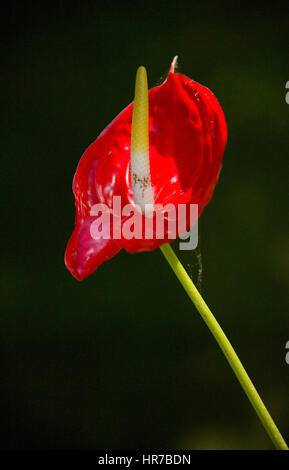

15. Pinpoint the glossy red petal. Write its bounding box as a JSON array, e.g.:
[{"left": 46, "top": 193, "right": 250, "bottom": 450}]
[
  {"left": 65, "top": 216, "right": 120, "bottom": 281},
  {"left": 65, "top": 70, "right": 227, "bottom": 279},
  {"left": 65, "top": 137, "right": 122, "bottom": 280}
]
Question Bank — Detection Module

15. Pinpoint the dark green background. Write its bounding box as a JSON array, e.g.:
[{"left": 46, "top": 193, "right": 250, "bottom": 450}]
[{"left": 1, "top": 1, "right": 288, "bottom": 449}]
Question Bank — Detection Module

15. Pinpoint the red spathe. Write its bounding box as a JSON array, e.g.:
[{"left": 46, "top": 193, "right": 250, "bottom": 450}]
[{"left": 65, "top": 70, "right": 227, "bottom": 280}]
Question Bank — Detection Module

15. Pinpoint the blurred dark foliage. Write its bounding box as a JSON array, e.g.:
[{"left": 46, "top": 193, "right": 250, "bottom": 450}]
[{"left": 0, "top": 0, "right": 288, "bottom": 449}]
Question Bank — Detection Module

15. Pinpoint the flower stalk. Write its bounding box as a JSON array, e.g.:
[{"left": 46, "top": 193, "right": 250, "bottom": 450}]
[{"left": 160, "top": 243, "right": 288, "bottom": 450}]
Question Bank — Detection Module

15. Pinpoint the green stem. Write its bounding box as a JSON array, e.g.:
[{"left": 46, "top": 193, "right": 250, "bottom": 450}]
[{"left": 160, "top": 243, "right": 288, "bottom": 450}]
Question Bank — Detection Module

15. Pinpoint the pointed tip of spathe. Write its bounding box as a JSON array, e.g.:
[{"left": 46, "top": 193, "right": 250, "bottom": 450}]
[{"left": 169, "top": 56, "right": 178, "bottom": 74}]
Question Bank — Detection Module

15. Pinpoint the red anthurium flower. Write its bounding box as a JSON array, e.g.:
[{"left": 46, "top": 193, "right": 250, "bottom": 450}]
[{"left": 65, "top": 60, "right": 227, "bottom": 280}]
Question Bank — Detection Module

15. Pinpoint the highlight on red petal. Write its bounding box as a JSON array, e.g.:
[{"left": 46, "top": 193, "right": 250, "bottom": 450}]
[{"left": 65, "top": 59, "right": 227, "bottom": 280}]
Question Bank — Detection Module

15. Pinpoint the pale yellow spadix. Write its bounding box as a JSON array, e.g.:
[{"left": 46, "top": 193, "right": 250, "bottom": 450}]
[{"left": 131, "top": 66, "right": 154, "bottom": 216}]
